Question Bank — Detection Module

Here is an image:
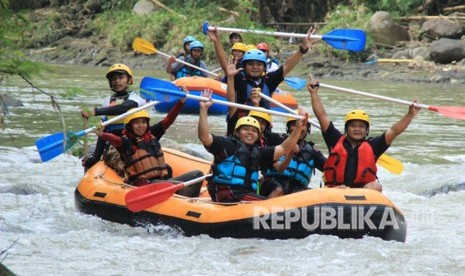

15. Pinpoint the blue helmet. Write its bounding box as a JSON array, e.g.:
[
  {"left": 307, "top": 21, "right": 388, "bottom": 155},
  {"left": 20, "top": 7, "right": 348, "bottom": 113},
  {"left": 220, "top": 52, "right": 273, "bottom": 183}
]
[
  {"left": 189, "top": 40, "right": 204, "bottom": 51},
  {"left": 242, "top": 49, "right": 267, "bottom": 68},
  {"left": 183, "top": 35, "right": 196, "bottom": 46}
]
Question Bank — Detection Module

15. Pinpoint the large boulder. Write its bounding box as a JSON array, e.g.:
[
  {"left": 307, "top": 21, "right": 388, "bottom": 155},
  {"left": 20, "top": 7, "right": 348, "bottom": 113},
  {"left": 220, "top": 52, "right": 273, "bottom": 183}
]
[
  {"left": 421, "top": 18, "right": 464, "bottom": 39},
  {"left": 133, "top": 0, "right": 155, "bottom": 16},
  {"left": 368, "top": 11, "right": 410, "bottom": 46},
  {"left": 430, "top": 38, "right": 465, "bottom": 64}
]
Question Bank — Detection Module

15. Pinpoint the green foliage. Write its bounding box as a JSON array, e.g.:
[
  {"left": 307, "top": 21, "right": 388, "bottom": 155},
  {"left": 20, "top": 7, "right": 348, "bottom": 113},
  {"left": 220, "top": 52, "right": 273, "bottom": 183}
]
[
  {"left": 101, "top": 0, "right": 138, "bottom": 10},
  {"left": 88, "top": 0, "right": 269, "bottom": 62},
  {"left": 321, "top": 3, "right": 374, "bottom": 61},
  {"left": 351, "top": 0, "right": 424, "bottom": 17}
]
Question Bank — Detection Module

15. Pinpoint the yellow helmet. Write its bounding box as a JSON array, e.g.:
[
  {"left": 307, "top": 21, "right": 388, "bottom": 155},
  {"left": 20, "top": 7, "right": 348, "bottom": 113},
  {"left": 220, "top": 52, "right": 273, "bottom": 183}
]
[
  {"left": 106, "top": 63, "right": 133, "bottom": 84},
  {"left": 286, "top": 110, "right": 311, "bottom": 134},
  {"left": 344, "top": 109, "right": 370, "bottom": 126},
  {"left": 245, "top": 44, "right": 257, "bottom": 51},
  {"left": 232, "top": 42, "right": 247, "bottom": 52},
  {"left": 248, "top": 110, "right": 272, "bottom": 125},
  {"left": 123, "top": 109, "right": 150, "bottom": 126},
  {"left": 235, "top": 116, "right": 260, "bottom": 133},
  {"left": 286, "top": 109, "right": 310, "bottom": 123}
]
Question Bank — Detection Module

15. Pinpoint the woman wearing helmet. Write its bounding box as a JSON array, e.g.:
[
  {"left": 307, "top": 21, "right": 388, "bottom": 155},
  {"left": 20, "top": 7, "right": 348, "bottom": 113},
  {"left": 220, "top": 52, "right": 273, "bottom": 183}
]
[
  {"left": 264, "top": 113, "right": 327, "bottom": 195},
  {"left": 198, "top": 90, "right": 306, "bottom": 202},
  {"left": 94, "top": 97, "right": 203, "bottom": 197},
  {"left": 167, "top": 40, "right": 209, "bottom": 80},
  {"left": 80, "top": 63, "right": 146, "bottom": 170},
  {"left": 308, "top": 75, "right": 421, "bottom": 192}
]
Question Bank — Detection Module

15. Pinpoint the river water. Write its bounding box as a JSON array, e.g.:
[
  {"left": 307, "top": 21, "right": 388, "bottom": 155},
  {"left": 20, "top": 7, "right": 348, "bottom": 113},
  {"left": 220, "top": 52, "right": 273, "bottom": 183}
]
[{"left": 1, "top": 64, "right": 464, "bottom": 275}]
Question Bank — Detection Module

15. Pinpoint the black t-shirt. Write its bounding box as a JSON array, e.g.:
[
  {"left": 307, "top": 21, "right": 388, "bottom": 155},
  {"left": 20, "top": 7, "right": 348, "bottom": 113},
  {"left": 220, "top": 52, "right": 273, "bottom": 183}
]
[
  {"left": 205, "top": 135, "right": 276, "bottom": 169},
  {"left": 322, "top": 122, "right": 389, "bottom": 182},
  {"left": 233, "top": 66, "right": 284, "bottom": 105}
]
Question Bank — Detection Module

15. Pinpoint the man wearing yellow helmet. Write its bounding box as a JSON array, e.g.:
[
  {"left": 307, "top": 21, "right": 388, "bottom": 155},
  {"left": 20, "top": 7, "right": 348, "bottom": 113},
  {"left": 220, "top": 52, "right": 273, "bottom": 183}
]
[
  {"left": 264, "top": 113, "right": 326, "bottom": 194},
  {"left": 198, "top": 90, "right": 306, "bottom": 202},
  {"left": 80, "top": 63, "right": 146, "bottom": 170},
  {"left": 248, "top": 110, "right": 283, "bottom": 147},
  {"left": 308, "top": 76, "right": 421, "bottom": 192},
  {"left": 94, "top": 97, "right": 203, "bottom": 197}
]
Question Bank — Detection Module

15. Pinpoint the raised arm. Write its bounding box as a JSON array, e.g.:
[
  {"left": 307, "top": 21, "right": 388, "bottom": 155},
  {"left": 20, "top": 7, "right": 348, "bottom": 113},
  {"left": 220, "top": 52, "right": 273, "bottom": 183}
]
[
  {"left": 226, "top": 60, "right": 243, "bottom": 117},
  {"left": 274, "top": 145, "right": 298, "bottom": 172},
  {"left": 282, "top": 27, "right": 316, "bottom": 77},
  {"left": 273, "top": 111, "right": 306, "bottom": 160},
  {"left": 198, "top": 89, "right": 214, "bottom": 147},
  {"left": 207, "top": 26, "right": 228, "bottom": 73},
  {"left": 384, "top": 99, "right": 421, "bottom": 145},
  {"left": 308, "top": 76, "right": 331, "bottom": 133}
]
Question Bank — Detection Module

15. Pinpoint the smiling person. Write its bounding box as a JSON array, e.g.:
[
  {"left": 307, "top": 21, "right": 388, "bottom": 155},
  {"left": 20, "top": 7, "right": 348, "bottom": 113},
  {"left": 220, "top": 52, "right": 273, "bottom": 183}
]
[
  {"left": 198, "top": 89, "right": 306, "bottom": 202},
  {"left": 94, "top": 96, "right": 203, "bottom": 197},
  {"left": 308, "top": 75, "right": 421, "bottom": 192},
  {"left": 80, "top": 63, "right": 146, "bottom": 170},
  {"left": 207, "top": 26, "right": 316, "bottom": 111}
]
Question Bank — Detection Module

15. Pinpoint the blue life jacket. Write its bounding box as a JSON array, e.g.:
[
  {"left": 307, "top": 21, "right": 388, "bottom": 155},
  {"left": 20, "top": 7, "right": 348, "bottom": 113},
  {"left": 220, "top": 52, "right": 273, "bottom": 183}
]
[
  {"left": 213, "top": 140, "right": 260, "bottom": 192},
  {"left": 266, "top": 142, "right": 315, "bottom": 187},
  {"left": 175, "top": 55, "right": 203, "bottom": 79},
  {"left": 245, "top": 82, "right": 271, "bottom": 109}
]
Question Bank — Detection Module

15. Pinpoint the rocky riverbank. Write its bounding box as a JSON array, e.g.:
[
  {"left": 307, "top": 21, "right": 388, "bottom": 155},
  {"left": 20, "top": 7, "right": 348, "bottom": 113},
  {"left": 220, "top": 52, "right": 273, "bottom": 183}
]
[{"left": 22, "top": 5, "right": 465, "bottom": 85}]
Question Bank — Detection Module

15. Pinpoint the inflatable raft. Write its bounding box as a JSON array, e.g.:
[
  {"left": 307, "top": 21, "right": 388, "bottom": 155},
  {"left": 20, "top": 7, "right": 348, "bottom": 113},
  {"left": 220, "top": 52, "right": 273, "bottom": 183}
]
[
  {"left": 153, "top": 77, "right": 299, "bottom": 114},
  {"left": 75, "top": 148, "right": 407, "bottom": 242}
]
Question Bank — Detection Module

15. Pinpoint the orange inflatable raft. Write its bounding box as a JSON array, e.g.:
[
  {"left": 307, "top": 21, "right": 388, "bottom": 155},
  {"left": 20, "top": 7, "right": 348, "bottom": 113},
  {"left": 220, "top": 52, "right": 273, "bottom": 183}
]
[{"left": 75, "top": 147, "right": 407, "bottom": 242}]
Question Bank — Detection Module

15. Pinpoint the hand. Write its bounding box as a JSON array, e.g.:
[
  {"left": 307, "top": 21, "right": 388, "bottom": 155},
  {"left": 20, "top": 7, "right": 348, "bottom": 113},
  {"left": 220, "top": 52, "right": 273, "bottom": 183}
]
[
  {"left": 409, "top": 98, "right": 421, "bottom": 116},
  {"left": 207, "top": 26, "right": 220, "bottom": 42},
  {"left": 297, "top": 108, "right": 308, "bottom": 129},
  {"left": 94, "top": 122, "right": 104, "bottom": 136},
  {"left": 200, "top": 89, "right": 214, "bottom": 110},
  {"left": 81, "top": 108, "right": 94, "bottom": 119},
  {"left": 168, "top": 56, "right": 176, "bottom": 64},
  {"left": 180, "top": 86, "right": 189, "bottom": 103},
  {"left": 250, "top": 88, "right": 261, "bottom": 106},
  {"left": 301, "top": 26, "right": 316, "bottom": 52},
  {"left": 226, "top": 57, "right": 242, "bottom": 78},
  {"left": 307, "top": 74, "right": 319, "bottom": 94}
]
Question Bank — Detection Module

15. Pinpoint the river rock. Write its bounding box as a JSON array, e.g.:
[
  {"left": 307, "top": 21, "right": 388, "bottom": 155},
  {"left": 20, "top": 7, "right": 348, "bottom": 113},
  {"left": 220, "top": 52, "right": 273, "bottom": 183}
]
[
  {"left": 430, "top": 38, "right": 465, "bottom": 64},
  {"left": 421, "top": 18, "right": 464, "bottom": 39},
  {"left": 368, "top": 11, "right": 410, "bottom": 46},
  {"left": 133, "top": 0, "right": 155, "bottom": 16}
]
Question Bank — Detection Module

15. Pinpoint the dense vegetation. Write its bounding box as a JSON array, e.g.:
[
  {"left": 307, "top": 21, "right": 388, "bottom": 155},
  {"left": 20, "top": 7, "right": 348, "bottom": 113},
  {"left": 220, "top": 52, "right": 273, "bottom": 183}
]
[{"left": 1, "top": 0, "right": 463, "bottom": 83}]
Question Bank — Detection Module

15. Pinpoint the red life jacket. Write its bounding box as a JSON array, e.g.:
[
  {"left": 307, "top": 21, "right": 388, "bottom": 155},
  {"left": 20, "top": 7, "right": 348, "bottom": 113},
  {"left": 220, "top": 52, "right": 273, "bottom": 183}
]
[{"left": 323, "top": 136, "right": 377, "bottom": 188}]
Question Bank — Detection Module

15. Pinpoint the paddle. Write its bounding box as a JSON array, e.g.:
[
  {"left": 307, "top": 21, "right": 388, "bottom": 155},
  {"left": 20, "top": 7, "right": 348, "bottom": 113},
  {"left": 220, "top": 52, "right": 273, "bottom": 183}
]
[
  {"left": 202, "top": 21, "right": 366, "bottom": 52},
  {"left": 284, "top": 77, "right": 307, "bottom": 90},
  {"left": 35, "top": 100, "right": 159, "bottom": 162},
  {"left": 125, "top": 174, "right": 212, "bottom": 212},
  {"left": 140, "top": 76, "right": 303, "bottom": 119},
  {"left": 258, "top": 92, "right": 404, "bottom": 175},
  {"left": 132, "top": 37, "right": 215, "bottom": 77},
  {"left": 319, "top": 83, "right": 465, "bottom": 121}
]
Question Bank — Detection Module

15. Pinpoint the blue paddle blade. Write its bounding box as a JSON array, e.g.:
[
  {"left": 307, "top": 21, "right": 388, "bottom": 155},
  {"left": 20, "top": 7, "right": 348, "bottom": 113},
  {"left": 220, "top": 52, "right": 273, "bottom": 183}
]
[
  {"left": 285, "top": 77, "right": 306, "bottom": 90},
  {"left": 140, "top": 77, "right": 187, "bottom": 102},
  {"left": 35, "top": 131, "right": 83, "bottom": 162},
  {"left": 323, "top": 29, "right": 366, "bottom": 52}
]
